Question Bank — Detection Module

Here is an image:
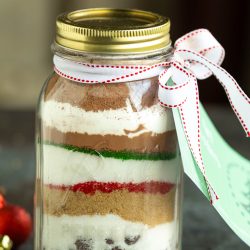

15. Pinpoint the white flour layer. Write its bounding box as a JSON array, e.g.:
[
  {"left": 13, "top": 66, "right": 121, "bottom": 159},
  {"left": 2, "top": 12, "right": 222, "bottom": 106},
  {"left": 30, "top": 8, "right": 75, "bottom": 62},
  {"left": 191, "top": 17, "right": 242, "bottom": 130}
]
[
  {"left": 43, "top": 144, "right": 180, "bottom": 185},
  {"left": 41, "top": 100, "right": 175, "bottom": 137}
]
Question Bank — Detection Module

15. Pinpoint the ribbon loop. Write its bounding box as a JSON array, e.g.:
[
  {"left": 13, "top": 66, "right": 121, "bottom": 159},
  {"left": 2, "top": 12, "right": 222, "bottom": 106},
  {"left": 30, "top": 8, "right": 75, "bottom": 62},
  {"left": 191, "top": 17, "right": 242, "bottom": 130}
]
[
  {"left": 174, "top": 48, "right": 250, "bottom": 137},
  {"left": 174, "top": 29, "right": 225, "bottom": 79},
  {"left": 158, "top": 69, "right": 190, "bottom": 108}
]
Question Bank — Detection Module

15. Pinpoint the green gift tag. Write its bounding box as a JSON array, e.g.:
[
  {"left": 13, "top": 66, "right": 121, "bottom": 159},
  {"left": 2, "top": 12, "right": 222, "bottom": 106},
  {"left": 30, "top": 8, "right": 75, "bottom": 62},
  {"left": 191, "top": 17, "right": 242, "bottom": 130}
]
[{"left": 173, "top": 104, "right": 250, "bottom": 246}]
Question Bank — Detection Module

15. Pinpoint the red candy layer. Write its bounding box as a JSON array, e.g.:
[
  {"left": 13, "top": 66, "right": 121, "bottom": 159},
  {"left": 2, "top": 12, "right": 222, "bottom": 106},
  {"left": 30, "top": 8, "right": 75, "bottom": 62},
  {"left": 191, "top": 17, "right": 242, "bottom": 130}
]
[{"left": 48, "top": 181, "right": 174, "bottom": 195}]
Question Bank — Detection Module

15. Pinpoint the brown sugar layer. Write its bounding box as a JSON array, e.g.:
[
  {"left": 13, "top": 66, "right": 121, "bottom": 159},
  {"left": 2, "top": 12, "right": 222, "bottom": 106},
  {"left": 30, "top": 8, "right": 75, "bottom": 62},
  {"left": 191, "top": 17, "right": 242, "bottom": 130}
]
[
  {"left": 44, "top": 73, "right": 160, "bottom": 111},
  {"left": 43, "top": 187, "right": 176, "bottom": 227},
  {"left": 42, "top": 126, "right": 177, "bottom": 154}
]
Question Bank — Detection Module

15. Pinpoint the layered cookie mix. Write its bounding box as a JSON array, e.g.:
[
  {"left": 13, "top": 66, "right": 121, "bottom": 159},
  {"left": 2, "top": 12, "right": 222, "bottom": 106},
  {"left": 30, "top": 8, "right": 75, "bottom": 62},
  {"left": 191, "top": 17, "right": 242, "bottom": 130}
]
[{"left": 40, "top": 74, "right": 181, "bottom": 250}]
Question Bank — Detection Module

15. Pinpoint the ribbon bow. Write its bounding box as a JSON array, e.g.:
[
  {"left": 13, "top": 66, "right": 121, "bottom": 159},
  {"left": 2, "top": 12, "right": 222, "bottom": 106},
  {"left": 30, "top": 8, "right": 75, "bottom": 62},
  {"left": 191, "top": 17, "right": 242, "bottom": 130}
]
[
  {"left": 54, "top": 29, "right": 250, "bottom": 204},
  {"left": 158, "top": 29, "right": 250, "bottom": 203}
]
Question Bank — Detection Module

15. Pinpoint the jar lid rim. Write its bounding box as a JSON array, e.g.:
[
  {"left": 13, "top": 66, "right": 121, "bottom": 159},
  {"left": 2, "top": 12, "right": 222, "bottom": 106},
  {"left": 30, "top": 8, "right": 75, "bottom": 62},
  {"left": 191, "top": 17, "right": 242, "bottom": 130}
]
[{"left": 56, "top": 8, "right": 171, "bottom": 54}]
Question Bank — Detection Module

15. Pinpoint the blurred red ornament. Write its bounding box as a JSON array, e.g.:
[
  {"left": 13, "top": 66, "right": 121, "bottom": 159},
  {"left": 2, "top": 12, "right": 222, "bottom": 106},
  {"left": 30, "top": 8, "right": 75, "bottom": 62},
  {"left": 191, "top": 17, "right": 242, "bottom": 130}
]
[
  {"left": 0, "top": 194, "right": 6, "bottom": 209},
  {"left": 0, "top": 204, "right": 32, "bottom": 247}
]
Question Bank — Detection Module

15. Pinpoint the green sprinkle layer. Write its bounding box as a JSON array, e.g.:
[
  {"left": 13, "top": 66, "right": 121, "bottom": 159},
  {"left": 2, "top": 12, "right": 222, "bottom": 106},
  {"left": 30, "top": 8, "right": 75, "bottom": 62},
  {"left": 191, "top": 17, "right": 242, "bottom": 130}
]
[{"left": 43, "top": 141, "right": 177, "bottom": 161}]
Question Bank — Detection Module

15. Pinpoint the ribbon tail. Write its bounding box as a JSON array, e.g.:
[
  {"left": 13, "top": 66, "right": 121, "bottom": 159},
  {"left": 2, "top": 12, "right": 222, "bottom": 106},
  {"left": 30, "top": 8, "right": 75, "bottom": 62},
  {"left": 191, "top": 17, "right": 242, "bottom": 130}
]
[
  {"left": 178, "top": 75, "right": 218, "bottom": 203},
  {"left": 158, "top": 63, "right": 219, "bottom": 204},
  {"left": 208, "top": 64, "right": 250, "bottom": 137},
  {"left": 177, "top": 49, "right": 250, "bottom": 137}
]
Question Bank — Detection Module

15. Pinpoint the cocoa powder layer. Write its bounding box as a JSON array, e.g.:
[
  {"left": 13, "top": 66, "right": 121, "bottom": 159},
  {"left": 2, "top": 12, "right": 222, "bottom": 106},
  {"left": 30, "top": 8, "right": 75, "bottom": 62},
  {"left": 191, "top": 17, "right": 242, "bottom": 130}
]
[
  {"left": 44, "top": 186, "right": 176, "bottom": 226},
  {"left": 42, "top": 126, "right": 177, "bottom": 153},
  {"left": 44, "top": 73, "right": 159, "bottom": 111}
]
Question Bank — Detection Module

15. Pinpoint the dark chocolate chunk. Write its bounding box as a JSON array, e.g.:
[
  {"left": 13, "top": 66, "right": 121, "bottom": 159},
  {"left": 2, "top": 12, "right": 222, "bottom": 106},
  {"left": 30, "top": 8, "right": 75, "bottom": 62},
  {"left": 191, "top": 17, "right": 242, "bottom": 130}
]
[
  {"left": 124, "top": 235, "right": 140, "bottom": 245},
  {"left": 111, "top": 247, "right": 123, "bottom": 250},
  {"left": 75, "top": 239, "right": 93, "bottom": 250},
  {"left": 105, "top": 238, "right": 114, "bottom": 245}
]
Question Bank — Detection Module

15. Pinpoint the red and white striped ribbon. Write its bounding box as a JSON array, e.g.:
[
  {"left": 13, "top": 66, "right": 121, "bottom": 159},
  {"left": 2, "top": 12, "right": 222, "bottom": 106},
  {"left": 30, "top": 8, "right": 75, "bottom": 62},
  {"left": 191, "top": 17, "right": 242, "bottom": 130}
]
[{"left": 54, "top": 29, "right": 250, "bottom": 204}]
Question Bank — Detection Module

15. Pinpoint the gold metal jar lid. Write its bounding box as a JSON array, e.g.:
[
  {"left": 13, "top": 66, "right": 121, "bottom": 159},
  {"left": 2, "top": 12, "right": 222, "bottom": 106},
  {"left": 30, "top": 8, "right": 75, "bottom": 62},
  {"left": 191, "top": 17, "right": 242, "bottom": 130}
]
[{"left": 56, "top": 8, "right": 171, "bottom": 54}]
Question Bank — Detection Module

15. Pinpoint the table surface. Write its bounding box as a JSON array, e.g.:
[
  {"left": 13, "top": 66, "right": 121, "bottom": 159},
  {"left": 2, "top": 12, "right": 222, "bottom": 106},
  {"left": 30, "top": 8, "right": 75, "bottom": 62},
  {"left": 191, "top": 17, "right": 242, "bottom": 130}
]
[{"left": 0, "top": 105, "right": 249, "bottom": 250}]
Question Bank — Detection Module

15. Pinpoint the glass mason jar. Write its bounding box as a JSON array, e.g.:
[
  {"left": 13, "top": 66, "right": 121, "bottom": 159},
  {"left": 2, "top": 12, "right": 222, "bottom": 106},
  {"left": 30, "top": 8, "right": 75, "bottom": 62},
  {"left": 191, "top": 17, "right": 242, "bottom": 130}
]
[{"left": 35, "top": 8, "right": 183, "bottom": 250}]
